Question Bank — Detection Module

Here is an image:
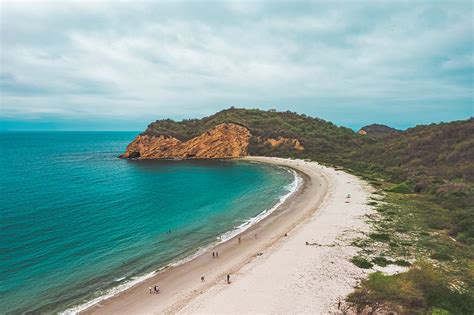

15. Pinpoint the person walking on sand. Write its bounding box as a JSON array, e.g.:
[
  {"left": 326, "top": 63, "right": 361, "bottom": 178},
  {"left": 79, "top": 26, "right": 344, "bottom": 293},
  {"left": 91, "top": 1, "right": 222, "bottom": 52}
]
[
  {"left": 212, "top": 251, "right": 215, "bottom": 258},
  {"left": 227, "top": 274, "right": 230, "bottom": 284},
  {"left": 149, "top": 286, "right": 152, "bottom": 294},
  {"left": 201, "top": 276, "right": 205, "bottom": 282},
  {"left": 238, "top": 236, "right": 241, "bottom": 244},
  {"left": 216, "top": 251, "right": 219, "bottom": 258}
]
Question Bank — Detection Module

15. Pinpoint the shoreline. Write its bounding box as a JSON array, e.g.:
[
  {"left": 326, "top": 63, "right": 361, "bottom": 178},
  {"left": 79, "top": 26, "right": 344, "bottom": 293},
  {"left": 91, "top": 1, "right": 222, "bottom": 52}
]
[
  {"left": 179, "top": 158, "right": 375, "bottom": 314},
  {"left": 66, "top": 162, "right": 301, "bottom": 314},
  {"left": 80, "top": 157, "right": 329, "bottom": 314}
]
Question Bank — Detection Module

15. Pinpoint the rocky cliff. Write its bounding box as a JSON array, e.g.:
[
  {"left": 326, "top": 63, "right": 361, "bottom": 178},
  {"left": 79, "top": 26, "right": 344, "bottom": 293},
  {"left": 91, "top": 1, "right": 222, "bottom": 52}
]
[
  {"left": 256, "top": 136, "right": 304, "bottom": 151},
  {"left": 120, "top": 123, "right": 251, "bottom": 159}
]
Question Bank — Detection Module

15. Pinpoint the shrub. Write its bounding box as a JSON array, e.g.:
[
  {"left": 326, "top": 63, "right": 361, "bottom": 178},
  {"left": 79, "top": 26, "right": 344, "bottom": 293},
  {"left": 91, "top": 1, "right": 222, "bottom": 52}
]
[
  {"left": 369, "top": 233, "right": 391, "bottom": 242},
  {"left": 387, "top": 182, "right": 412, "bottom": 194},
  {"left": 394, "top": 259, "right": 411, "bottom": 267},
  {"left": 430, "top": 252, "right": 452, "bottom": 261},
  {"left": 346, "top": 263, "right": 474, "bottom": 314},
  {"left": 351, "top": 256, "right": 374, "bottom": 269},
  {"left": 372, "top": 256, "right": 392, "bottom": 267},
  {"left": 347, "top": 271, "right": 425, "bottom": 314},
  {"left": 430, "top": 308, "right": 451, "bottom": 315}
]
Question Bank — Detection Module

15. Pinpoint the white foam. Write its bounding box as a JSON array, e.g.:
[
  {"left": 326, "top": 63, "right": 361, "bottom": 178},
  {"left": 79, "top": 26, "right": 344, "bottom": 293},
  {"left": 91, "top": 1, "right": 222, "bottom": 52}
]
[
  {"left": 61, "top": 166, "right": 301, "bottom": 315},
  {"left": 217, "top": 167, "right": 301, "bottom": 243},
  {"left": 60, "top": 270, "right": 157, "bottom": 315}
]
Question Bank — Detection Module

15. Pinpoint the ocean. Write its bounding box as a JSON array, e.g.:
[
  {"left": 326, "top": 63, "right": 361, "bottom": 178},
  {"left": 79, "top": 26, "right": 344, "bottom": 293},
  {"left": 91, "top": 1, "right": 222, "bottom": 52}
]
[{"left": 0, "top": 132, "right": 296, "bottom": 314}]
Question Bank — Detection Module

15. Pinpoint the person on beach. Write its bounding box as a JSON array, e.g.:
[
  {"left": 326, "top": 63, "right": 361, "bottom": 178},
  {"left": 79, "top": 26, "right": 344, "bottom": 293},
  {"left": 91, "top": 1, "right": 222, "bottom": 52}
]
[
  {"left": 238, "top": 236, "right": 241, "bottom": 244},
  {"left": 227, "top": 274, "right": 230, "bottom": 284},
  {"left": 154, "top": 285, "right": 160, "bottom": 294},
  {"left": 201, "top": 276, "right": 205, "bottom": 282},
  {"left": 216, "top": 251, "right": 219, "bottom": 258},
  {"left": 149, "top": 287, "right": 152, "bottom": 294},
  {"left": 212, "top": 251, "right": 215, "bottom": 258}
]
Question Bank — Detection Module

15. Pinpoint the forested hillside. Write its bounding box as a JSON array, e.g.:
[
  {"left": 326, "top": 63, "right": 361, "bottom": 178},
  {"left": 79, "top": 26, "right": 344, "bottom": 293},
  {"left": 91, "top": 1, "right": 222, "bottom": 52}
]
[
  {"left": 144, "top": 107, "right": 361, "bottom": 159},
  {"left": 358, "top": 124, "right": 399, "bottom": 137}
]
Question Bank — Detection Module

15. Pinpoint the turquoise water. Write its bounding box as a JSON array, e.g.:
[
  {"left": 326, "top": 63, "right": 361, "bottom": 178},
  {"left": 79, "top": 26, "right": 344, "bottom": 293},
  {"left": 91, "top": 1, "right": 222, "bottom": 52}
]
[{"left": 0, "top": 132, "right": 294, "bottom": 314}]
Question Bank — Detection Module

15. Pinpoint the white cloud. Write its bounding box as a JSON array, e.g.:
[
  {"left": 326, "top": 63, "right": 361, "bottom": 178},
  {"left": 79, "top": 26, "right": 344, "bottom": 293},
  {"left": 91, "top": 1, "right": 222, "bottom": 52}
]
[{"left": 0, "top": 0, "right": 472, "bottom": 126}]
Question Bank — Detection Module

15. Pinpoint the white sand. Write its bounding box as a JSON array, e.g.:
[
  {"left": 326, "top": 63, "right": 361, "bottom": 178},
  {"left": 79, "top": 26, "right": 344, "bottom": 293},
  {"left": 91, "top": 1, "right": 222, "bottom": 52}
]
[{"left": 177, "top": 157, "right": 375, "bottom": 314}]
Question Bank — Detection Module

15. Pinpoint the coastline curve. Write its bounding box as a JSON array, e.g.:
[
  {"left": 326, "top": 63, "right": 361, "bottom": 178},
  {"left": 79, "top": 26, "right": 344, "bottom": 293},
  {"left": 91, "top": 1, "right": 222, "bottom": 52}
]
[{"left": 79, "top": 157, "right": 329, "bottom": 315}]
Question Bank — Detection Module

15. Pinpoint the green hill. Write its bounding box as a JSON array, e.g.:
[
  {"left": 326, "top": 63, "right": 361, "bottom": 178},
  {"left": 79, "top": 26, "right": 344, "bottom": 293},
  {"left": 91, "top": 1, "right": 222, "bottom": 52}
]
[
  {"left": 144, "top": 107, "right": 362, "bottom": 160},
  {"left": 347, "top": 118, "right": 473, "bottom": 184},
  {"left": 358, "top": 123, "right": 400, "bottom": 137}
]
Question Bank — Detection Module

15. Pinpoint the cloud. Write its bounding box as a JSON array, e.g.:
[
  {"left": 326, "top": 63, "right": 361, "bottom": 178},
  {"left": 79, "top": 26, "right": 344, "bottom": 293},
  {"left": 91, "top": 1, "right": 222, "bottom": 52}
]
[{"left": 0, "top": 0, "right": 472, "bottom": 129}]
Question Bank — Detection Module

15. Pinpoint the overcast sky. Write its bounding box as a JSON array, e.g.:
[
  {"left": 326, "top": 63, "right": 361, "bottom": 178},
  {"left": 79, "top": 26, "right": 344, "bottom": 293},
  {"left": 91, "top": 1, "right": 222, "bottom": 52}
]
[{"left": 1, "top": 0, "right": 472, "bottom": 131}]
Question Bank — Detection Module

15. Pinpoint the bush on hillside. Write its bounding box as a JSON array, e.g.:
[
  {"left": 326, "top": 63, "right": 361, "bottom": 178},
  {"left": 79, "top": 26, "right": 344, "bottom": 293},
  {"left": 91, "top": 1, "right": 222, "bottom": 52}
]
[
  {"left": 346, "top": 263, "right": 474, "bottom": 314},
  {"left": 387, "top": 182, "right": 412, "bottom": 194}
]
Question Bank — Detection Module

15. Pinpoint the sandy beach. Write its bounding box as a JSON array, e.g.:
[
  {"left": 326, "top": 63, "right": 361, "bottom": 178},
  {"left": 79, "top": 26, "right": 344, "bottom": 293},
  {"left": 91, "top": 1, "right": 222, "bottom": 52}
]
[{"left": 82, "top": 157, "right": 374, "bottom": 315}]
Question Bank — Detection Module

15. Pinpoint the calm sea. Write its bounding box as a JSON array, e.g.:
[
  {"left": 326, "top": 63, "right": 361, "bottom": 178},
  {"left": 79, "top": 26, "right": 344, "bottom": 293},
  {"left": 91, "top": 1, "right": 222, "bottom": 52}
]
[{"left": 0, "top": 132, "right": 295, "bottom": 314}]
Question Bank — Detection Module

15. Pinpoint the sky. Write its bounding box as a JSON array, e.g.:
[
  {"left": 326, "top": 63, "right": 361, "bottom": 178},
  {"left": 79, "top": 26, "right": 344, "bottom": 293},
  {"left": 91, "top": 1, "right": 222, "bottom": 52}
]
[{"left": 0, "top": 0, "right": 472, "bottom": 131}]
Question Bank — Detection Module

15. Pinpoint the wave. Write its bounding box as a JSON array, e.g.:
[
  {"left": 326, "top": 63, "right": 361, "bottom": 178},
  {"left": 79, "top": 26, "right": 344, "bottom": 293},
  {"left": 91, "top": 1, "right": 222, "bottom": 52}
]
[{"left": 61, "top": 166, "right": 301, "bottom": 315}]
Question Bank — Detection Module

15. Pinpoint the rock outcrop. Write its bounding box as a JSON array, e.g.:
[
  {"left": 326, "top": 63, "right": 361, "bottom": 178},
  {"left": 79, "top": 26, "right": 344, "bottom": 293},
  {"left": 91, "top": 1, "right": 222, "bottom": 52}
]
[
  {"left": 257, "top": 136, "right": 304, "bottom": 151},
  {"left": 264, "top": 137, "right": 304, "bottom": 151},
  {"left": 120, "top": 123, "right": 251, "bottom": 159}
]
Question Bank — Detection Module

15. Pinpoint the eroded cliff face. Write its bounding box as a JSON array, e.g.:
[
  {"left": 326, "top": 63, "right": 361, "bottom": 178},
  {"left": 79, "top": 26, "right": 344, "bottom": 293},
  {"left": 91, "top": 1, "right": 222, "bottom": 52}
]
[
  {"left": 257, "top": 136, "right": 304, "bottom": 151},
  {"left": 120, "top": 123, "right": 251, "bottom": 159}
]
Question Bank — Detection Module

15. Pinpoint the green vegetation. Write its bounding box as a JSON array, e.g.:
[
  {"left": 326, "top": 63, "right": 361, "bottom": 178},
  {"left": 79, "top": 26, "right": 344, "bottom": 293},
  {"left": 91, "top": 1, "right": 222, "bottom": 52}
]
[
  {"left": 144, "top": 107, "right": 360, "bottom": 160},
  {"left": 139, "top": 107, "right": 473, "bottom": 313},
  {"left": 387, "top": 182, "right": 412, "bottom": 194},
  {"left": 394, "top": 259, "right": 411, "bottom": 267},
  {"left": 347, "top": 263, "right": 474, "bottom": 314},
  {"left": 348, "top": 189, "right": 473, "bottom": 314},
  {"left": 369, "top": 232, "right": 391, "bottom": 242},
  {"left": 351, "top": 256, "right": 374, "bottom": 269},
  {"left": 372, "top": 256, "right": 392, "bottom": 267},
  {"left": 359, "top": 123, "right": 399, "bottom": 137}
]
